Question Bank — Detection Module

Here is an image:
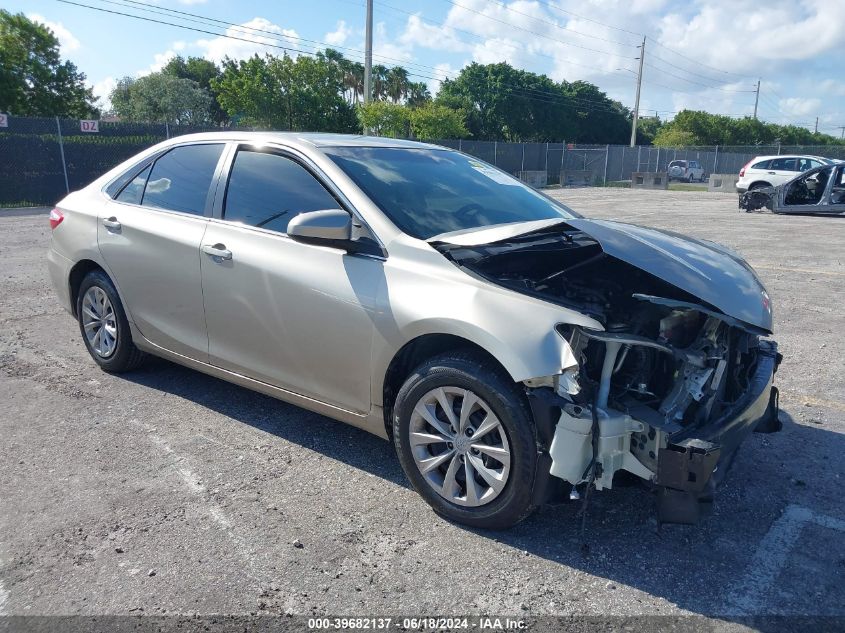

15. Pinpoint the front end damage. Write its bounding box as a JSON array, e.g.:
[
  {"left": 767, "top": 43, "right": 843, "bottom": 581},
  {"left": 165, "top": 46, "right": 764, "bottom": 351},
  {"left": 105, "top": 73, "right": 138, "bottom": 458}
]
[{"left": 433, "top": 219, "right": 782, "bottom": 524}]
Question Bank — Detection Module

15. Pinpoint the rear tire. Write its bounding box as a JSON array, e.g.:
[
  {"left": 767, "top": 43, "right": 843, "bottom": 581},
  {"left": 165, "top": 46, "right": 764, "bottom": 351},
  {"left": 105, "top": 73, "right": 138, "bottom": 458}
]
[
  {"left": 76, "top": 270, "right": 146, "bottom": 373},
  {"left": 392, "top": 351, "right": 538, "bottom": 529}
]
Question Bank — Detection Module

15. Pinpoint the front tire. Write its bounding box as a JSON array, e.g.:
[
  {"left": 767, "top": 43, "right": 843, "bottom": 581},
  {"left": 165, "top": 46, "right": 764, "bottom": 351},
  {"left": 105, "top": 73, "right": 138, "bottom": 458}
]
[
  {"left": 392, "top": 352, "right": 538, "bottom": 529},
  {"left": 76, "top": 270, "right": 146, "bottom": 373}
]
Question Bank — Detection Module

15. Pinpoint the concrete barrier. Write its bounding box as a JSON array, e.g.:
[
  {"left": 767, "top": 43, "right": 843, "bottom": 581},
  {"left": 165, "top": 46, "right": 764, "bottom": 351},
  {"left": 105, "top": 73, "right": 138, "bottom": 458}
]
[
  {"left": 708, "top": 173, "right": 740, "bottom": 193},
  {"left": 517, "top": 170, "right": 547, "bottom": 188},
  {"left": 631, "top": 172, "right": 668, "bottom": 190},
  {"left": 560, "top": 170, "right": 592, "bottom": 187}
]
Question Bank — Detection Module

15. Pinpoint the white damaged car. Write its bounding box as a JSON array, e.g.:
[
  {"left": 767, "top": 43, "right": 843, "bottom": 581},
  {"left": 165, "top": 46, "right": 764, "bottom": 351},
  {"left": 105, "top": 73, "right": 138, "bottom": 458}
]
[{"left": 47, "top": 133, "right": 781, "bottom": 529}]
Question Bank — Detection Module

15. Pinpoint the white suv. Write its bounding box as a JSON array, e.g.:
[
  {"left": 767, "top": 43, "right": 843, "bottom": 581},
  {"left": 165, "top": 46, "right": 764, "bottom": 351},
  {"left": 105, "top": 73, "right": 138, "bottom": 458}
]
[
  {"left": 736, "top": 155, "right": 834, "bottom": 193},
  {"left": 668, "top": 159, "right": 705, "bottom": 182}
]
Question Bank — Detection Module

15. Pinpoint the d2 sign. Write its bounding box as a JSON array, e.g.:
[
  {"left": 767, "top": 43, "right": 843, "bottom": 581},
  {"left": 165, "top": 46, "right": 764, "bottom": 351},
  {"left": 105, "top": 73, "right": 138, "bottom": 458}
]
[
  {"left": 0, "top": 113, "right": 8, "bottom": 127},
  {"left": 80, "top": 119, "right": 99, "bottom": 133}
]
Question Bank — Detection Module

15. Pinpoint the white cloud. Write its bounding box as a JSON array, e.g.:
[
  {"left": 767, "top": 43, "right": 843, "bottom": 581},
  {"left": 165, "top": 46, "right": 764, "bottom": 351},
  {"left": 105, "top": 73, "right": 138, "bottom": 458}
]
[
  {"left": 137, "top": 49, "right": 178, "bottom": 77},
  {"left": 325, "top": 20, "right": 352, "bottom": 46},
  {"left": 90, "top": 76, "right": 117, "bottom": 110},
  {"left": 195, "top": 17, "right": 301, "bottom": 64},
  {"left": 27, "top": 13, "right": 80, "bottom": 53},
  {"left": 779, "top": 97, "right": 822, "bottom": 117}
]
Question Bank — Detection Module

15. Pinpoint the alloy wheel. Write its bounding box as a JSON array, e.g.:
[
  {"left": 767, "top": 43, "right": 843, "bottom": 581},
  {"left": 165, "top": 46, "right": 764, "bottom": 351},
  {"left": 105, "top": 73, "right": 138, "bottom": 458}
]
[
  {"left": 81, "top": 286, "right": 118, "bottom": 357},
  {"left": 409, "top": 386, "right": 511, "bottom": 507}
]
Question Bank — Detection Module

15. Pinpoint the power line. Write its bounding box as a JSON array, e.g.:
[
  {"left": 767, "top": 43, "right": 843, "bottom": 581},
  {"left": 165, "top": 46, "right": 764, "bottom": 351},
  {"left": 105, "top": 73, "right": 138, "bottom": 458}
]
[{"left": 56, "top": 0, "right": 633, "bottom": 115}]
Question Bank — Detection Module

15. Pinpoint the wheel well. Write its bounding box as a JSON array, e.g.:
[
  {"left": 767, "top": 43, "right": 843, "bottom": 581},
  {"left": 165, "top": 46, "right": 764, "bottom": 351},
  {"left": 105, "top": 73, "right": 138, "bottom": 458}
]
[
  {"left": 749, "top": 181, "right": 772, "bottom": 190},
  {"left": 68, "top": 260, "right": 106, "bottom": 317},
  {"left": 381, "top": 334, "right": 512, "bottom": 438}
]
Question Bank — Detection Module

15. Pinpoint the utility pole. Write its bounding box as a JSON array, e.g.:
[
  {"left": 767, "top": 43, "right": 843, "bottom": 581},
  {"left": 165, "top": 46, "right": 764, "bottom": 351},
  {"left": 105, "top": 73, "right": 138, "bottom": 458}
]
[
  {"left": 629, "top": 36, "right": 645, "bottom": 148},
  {"left": 839, "top": 126, "right": 845, "bottom": 140},
  {"left": 814, "top": 117, "right": 818, "bottom": 133},
  {"left": 753, "top": 79, "right": 760, "bottom": 120},
  {"left": 363, "top": 0, "right": 373, "bottom": 135}
]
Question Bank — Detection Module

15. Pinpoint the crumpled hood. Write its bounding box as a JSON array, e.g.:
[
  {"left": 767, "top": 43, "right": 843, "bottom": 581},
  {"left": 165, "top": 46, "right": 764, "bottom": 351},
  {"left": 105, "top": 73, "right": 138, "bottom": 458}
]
[{"left": 567, "top": 218, "right": 773, "bottom": 333}]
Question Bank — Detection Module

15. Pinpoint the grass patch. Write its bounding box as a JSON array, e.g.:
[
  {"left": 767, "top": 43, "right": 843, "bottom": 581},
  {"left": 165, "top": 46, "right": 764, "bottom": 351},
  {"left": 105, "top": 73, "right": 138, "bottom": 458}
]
[{"left": 668, "top": 182, "right": 708, "bottom": 191}]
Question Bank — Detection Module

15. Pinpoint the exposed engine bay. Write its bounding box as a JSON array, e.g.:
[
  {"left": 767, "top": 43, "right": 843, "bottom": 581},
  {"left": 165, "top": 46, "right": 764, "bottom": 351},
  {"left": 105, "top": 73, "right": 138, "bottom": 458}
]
[{"left": 433, "top": 222, "right": 781, "bottom": 523}]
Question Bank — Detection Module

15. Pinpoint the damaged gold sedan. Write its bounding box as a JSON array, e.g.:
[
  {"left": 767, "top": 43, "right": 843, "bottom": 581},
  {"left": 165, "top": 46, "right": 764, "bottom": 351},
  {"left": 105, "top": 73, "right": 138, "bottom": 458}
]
[{"left": 48, "top": 134, "right": 780, "bottom": 529}]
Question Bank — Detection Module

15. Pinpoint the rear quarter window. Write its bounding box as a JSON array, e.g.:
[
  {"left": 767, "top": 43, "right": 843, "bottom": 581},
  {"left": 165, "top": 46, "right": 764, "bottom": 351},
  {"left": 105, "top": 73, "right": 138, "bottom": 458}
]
[{"left": 751, "top": 160, "right": 771, "bottom": 169}]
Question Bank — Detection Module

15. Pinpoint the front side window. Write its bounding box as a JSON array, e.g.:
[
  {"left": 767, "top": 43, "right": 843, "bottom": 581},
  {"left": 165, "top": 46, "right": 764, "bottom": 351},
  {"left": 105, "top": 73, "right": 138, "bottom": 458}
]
[
  {"left": 324, "top": 147, "right": 576, "bottom": 240},
  {"left": 223, "top": 150, "right": 340, "bottom": 234},
  {"left": 770, "top": 157, "right": 798, "bottom": 171},
  {"left": 142, "top": 143, "right": 224, "bottom": 216}
]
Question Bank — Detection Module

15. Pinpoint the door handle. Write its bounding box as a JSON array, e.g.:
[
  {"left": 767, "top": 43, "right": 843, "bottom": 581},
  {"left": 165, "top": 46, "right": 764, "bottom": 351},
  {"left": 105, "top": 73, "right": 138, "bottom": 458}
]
[
  {"left": 102, "top": 217, "right": 121, "bottom": 230},
  {"left": 202, "top": 243, "right": 232, "bottom": 260},
  {"left": 768, "top": 171, "right": 776, "bottom": 175}
]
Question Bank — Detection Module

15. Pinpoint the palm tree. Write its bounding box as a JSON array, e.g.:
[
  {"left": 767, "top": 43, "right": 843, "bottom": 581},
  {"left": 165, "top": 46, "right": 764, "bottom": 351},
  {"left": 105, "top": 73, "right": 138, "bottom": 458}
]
[
  {"left": 371, "top": 64, "right": 388, "bottom": 101},
  {"left": 345, "top": 61, "right": 364, "bottom": 104},
  {"left": 406, "top": 81, "right": 431, "bottom": 108},
  {"left": 385, "top": 66, "right": 409, "bottom": 103}
]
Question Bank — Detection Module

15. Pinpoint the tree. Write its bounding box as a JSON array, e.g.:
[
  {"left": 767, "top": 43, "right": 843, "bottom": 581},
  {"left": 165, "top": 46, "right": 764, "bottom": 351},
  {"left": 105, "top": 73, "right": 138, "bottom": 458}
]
[
  {"left": 161, "top": 55, "right": 227, "bottom": 124},
  {"left": 110, "top": 73, "right": 212, "bottom": 125},
  {"left": 436, "top": 62, "right": 630, "bottom": 143},
  {"left": 406, "top": 81, "right": 431, "bottom": 108},
  {"left": 385, "top": 66, "right": 409, "bottom": 103},
  {"left": 0, "top": 10, "right": 97, "bottom": 117},
  {"left": 410, "top": 103, "right": 467, "bottom": 140},
  {"left": 356, "top": 101, "right": 409, "bottom": 137},
  {"left": 212, "top": 52, "right": 357, "bottom": 132}
]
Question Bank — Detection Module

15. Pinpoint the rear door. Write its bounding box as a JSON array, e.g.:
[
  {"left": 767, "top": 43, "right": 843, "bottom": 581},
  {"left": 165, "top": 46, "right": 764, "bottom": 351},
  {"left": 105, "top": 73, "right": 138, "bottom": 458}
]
[
  {"left": 98, "top": 142, "right": 227, "bottom": 360},
  {"left": 200, "top": 145, "right": 383, "bottom": 412},
  {"left": 768, "top": 157, "right": 799, "bottom": 186}
]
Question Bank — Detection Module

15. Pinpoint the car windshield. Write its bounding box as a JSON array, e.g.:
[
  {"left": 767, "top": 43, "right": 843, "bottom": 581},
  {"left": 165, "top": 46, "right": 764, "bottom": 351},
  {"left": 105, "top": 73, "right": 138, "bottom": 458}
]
[
  {"left": 669, "top": 160, "right": 686, "bottom": 167},
  {"left": 323, "top": 147, "right": 577, "bottom": 240}
]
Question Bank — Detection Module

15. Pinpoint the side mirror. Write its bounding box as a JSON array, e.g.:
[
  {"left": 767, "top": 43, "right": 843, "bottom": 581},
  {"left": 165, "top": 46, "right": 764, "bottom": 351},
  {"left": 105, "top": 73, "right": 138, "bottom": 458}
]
[{"left": 287, "top": 209, "right": 351, "bottom": 243}]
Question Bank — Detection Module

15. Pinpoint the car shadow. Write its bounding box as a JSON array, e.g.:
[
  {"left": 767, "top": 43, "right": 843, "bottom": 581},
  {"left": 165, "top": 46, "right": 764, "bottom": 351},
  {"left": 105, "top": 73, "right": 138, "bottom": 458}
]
[{"left": 124, "top": 359, "right": 844, "bottom": 619}]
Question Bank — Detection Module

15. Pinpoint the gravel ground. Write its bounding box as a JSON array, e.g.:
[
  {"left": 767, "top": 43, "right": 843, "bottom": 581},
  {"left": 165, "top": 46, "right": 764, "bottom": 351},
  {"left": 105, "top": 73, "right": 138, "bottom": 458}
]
[{"left": 0, "top": 190, "right": 843, "bottom": 621}]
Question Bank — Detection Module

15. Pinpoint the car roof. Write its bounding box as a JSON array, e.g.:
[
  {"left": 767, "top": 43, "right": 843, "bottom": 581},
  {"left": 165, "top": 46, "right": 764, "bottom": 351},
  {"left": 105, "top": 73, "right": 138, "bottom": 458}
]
[
  {"left": 750, "top": 154, "right": 830, "bottom": 161},
  {"left": 157, "top": 131, "right": 440, "bottom": 150}
]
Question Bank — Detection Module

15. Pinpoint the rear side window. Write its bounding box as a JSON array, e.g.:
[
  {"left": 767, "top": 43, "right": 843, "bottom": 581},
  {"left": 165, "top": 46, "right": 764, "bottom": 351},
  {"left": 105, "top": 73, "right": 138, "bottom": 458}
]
[
  {"left": 223, "top": 150, "right": 339, "bottom": 234},
  {"left": 142, "top": 144, "right": 224, "bottom": 216},
  {"left": 751, "top": 160, "right": 771, "bottom": 169}
]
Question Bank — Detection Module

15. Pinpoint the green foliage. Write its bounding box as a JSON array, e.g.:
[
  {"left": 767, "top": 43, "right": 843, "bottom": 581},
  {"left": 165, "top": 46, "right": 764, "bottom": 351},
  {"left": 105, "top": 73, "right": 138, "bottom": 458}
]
[
  {"left": 110, "top": 73, "right": 213, "bottom": 125},
  {"left": 653, "top": 110, "right": 845, "bottom": 146},
  {"left": 436, "top": 62, "right": 630, "bottom": 143},
  {"left": 356, "top": 101, "right": 409, "bottom": 137},
  {"left": 212, "top": 52, "right": 357, "bottom": 132},
  {"left": 409, "top": 103, "right": 467, "bottom": 140},
  {"left": 161, "top": 55, "right": 227, "bottom": 124},
  {"left": 0, "top": 10, "right": 97, "bottom": 117}
]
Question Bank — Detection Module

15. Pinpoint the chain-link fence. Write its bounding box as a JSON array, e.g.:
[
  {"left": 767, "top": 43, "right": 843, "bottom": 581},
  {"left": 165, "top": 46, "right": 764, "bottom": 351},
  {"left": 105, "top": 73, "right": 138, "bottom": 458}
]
[{"left": 3, "top": 115, "right": 845, "bottom": 207}]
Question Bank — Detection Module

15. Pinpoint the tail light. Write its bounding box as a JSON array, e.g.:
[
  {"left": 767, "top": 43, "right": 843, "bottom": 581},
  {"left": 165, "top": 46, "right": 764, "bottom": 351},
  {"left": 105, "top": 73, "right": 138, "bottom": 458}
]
[
  {"left": 739, "top": 160, "right": 753, "bottom": 177},
  {"left": 49, "top": 208, "right": 64, "bottom": 230}
]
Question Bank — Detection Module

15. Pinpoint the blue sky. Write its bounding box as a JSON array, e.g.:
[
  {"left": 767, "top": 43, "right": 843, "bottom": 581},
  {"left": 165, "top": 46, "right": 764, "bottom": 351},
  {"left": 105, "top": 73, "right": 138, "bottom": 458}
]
[{"left": 10, "top": 0, "right": 845, "bottom": 136}]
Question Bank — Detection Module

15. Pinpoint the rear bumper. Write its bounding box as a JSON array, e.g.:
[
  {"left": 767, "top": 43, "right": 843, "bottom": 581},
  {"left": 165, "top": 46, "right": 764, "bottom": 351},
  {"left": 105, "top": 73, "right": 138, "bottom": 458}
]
[
  {"left": 47, "top": 247, "right": 74, "bottom": 315},
  {"left": 655, "top": 339, "right": 781, "bottom": 523}
]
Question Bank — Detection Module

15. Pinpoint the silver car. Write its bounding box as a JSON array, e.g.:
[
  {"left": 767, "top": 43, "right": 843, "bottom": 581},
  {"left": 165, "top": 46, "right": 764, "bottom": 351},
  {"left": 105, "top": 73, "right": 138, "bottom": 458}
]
[{"left": 47, "top": 133, "right": 781, "bottom": 528}]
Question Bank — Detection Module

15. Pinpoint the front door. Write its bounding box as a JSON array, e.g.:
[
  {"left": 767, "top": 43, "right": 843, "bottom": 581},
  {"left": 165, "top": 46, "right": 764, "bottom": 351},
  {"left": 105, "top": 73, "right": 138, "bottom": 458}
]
[
  {"left": 200, "top": 147, "right": 383, "bottom": 413},
  {"left": 98, "top": 142, "right": 226, "bottom": 360}
]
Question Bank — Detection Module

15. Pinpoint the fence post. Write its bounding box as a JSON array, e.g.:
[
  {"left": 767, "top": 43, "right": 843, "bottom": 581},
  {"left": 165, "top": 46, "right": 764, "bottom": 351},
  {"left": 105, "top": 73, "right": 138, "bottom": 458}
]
[
  {"left": 713, "top": 145, "right": 719, "bottom": 174},
  {"left": 637, "top": 145, "right": 642, "bottom": 173},
  {"left": 560, "top": 141, "right": 566, "bottom": 185},
  {"left": 165, "top": 121, "right": 170, "bottom": 139},
  {"left": 603, "top": 144, "right": 609, "bottom": 185},
  {"left": 656, "top": 147, "right": 660, "bottom": 173},
  {"left": 458, "top": 138, "right": 462, "bottom": 152},
  {"left": 544, "top": 142, "right": 548, "bottom": 184},
  {"left": 620, "top": 146, "right": 625, "bottom": 180},
  {"left": 55, "top": 116, "right": 70, "bottom": 194},
  {"left": 521, "top": 143, "right": 525, "bottom": 173}
]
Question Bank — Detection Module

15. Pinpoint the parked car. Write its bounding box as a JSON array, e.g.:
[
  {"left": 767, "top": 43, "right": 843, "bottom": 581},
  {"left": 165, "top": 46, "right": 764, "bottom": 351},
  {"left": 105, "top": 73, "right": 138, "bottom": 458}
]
[
  {"left": 47, "top": 133, "right": 781, "bottom": 528},
  {"left": 739, "top": 162, "right": 845, "bottom": 214},
  {"left": 667, "top": 159, "right": 705, "bottom": 182},
  {"left": 735, "top": 154, "right": 836, "bottom": 193}
]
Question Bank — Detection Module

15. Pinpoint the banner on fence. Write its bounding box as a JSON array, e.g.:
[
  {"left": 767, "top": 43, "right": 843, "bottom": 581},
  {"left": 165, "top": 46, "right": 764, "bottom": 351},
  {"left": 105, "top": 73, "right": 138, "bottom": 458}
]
[{"left": 80, "top": 119, "right": 99, "bottom": 133}]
